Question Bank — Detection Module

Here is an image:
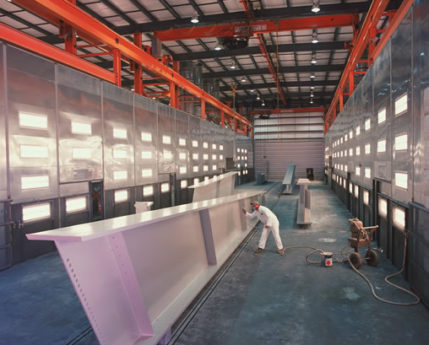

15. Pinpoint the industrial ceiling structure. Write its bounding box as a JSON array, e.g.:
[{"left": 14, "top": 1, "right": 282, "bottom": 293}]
[{"left": 0, "top": 0, "right": 411, "bottom": 132}]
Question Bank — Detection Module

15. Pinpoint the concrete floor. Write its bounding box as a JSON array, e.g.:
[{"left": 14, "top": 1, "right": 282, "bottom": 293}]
[{"left": 1, "top": 182, "right": 428, "bottom": 345}]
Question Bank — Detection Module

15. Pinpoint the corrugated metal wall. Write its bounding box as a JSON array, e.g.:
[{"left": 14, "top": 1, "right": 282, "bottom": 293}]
[
  {"left": 254, "top": 112, "right": 324, "bottom": 180},
  {"left": 255, "top": 139, "right": 324, "bottom": 180}
]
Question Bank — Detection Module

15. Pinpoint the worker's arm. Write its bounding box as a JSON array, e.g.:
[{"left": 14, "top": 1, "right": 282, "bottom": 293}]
[{"left": 242, "top": 209, "right": 257, "bottom": 219}]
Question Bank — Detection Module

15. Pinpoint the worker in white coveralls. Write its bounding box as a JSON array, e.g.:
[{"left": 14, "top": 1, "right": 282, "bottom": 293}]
[{"left": 242, "top": 201, "right": 284, "bottom": 255}]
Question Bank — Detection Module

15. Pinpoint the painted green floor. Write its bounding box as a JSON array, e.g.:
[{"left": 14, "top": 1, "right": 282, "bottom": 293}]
[{"left": 0, "top": 182, "right": 428, "bottom": 345}]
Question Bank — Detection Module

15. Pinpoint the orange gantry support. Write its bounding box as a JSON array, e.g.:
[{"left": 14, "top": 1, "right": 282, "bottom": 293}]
[
  {"left": 324, "top": 0, "right": 416, "bottom": 133},
  {"left": 154, "top": 14, "right": 360, "bottom": 41},
  {"left": 249, "top": 107, "right": 326, "bottom": 115},
  {"left": 7, "top": 0, "right": 252, "bottom": 136}
]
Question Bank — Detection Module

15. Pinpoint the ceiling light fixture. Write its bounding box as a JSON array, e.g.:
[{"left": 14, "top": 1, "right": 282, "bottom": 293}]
[
  {"left": 250, "top": 89, "right": 255, "bottom": 92},
  {"left": 310, "top": 86, "right": 315, "bottom": 90},
  {"left": 310, "top": 74, "right": 316, "bottom": 79},
  {"left": 310, "top": 99, "right": 314, "bottom": 104},
  {"left": 256, "top": 96, "right": 261, "bottom": 100},
  {"left": 190, "top": 14, "right": 199, "bottom": 24},
  {"left": 311, "top": 0, "right": 321, "bottom": 13},
  {"left": 214, "top": 44, "right": 222, "bottom": 51},
  {"left": 241, "top": 77, "right": 246, "bottom": 82},
  {"left": 312, "top": 31, "right": 319, "bottom": 44},
  {"left": 311, "top": 53, "right": 317, "bottom": 64},
  {"left": 230, "top": 64, "right": 236, "bottom": 70}
]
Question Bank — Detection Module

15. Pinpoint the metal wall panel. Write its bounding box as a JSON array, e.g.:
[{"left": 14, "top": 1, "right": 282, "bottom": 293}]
[
  {"left": 175, "top": 110, "right": 190, "bottom": 178},
  {"left": 188, "top": 116, "right": 201, "bottom": 178},
  {"left": 413, "top": 0, "right": 429, "bottom": 207},
  {"left": 103, "top": 83, "right": 134, "bottom": 190},
  {"left": 57, "top": 65, "right": 103, "bottom": 183},
  {"left": 0, "top": 43, "right": 6, "bottom": 200},
  {"left": 6, "top": 45, "right": 58, "bottom": 202},
  {"left": 134, "top": 96, "right": 158, "bottom": 185},
  {"left": 157, "top": 103, "right": 175, "bottom": 178},
  {"left": 391, "top": 10, "right": 413, "bottom": 203}
]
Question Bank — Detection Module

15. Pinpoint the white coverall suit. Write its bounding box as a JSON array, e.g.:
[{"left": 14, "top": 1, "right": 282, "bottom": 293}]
[{"left": 245, "top": 205, "right": 284, "bottom": 250}]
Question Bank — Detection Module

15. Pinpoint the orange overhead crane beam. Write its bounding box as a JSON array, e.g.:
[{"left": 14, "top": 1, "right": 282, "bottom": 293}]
[
  {"left": 10, "top": 0, "right": 252, "bottom": 133},
  {"left": 239, "top": 0, "right": 287, "bottom": 106},
  {"left": 249, "top": 107, "right": 326, "bottom": 115},
  {"left": 324, "top": 0, "right": 415, "bottom": 133},
  {"left": 154, "top": 14, "right": 359, "bottom": 41}
]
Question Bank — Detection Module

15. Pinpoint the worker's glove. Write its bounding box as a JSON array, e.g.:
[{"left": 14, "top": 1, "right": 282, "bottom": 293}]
[{"left": 242, "top": 209, "right": 247, "bottom": 215}]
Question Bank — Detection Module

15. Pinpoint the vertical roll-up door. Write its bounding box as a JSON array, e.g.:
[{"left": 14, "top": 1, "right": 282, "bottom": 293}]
[{"left": 255, "top": 139, "right": 324, "bottom": 180}]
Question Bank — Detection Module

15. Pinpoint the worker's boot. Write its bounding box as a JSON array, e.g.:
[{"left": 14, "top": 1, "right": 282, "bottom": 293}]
[
  {"left": 255, "top": 248, "right": 264, "bottom": 254},
  {"left": 277, "top": 248, "right": 285, "bottom": 255}
]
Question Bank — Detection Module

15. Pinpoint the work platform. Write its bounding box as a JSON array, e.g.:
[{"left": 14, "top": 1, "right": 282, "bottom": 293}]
[{"left": 1, "top": 182, "right": 429, "bottom": 345}]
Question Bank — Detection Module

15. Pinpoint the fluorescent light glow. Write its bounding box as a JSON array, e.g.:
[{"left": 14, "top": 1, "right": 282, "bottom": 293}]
[
  {"left": 354, "top": 185, "right": 359, "bottom": 198},
  {"left": 356, "top": 167, "right": 361, "bottom": 176},
  {"left": 349, "top": 148, "right": 353, "bottom": 157},
  {"left": 161, "top": 183, "right": 169, "bottom": 192},
  {"left": 365, "top": 168, "right": 371, "bottom": 179},
  {"left": 220, "top": 154, "right": 224, "bottom": 160},
  {"left": 365, "top": 118, "right": 371, "bottom": 131},
  {"left": 141, "top": 151, "right": 153, "bottom": 159},
  {"left": 311, "top": 0, "right": 320, "bottom": 13},
  {"left": 163, "top": 150, "right": 172, "bottom": 160},
  {"left": 204, "top": 176, "right": 209, "bottom": 181},
  {"left": 345, "top": 134, "right": 348, "bottom": 142},
  {"left": 349, "top": 183, "right": 353, "bottom": 194},
  {"left": 113, "top": 170, "right": 127, "bottom": 180},
  {"left": 113, "top": 149, "right": 127, "bottom": 159},
  {"left": 345, "top": 165, "right": 348, "bottom": 172},
  {"left": 203, "top": 165, "right": 208, "bottom": 172},
  {"left": 192, "top": 153, "right": 199, "bottom": 160},
  {"left": 395, "top": 172, "right": 408, "bottom": 189},
  {"left": 179, "top": 152, "right": 186, "bottom": 160},
  {"left": 141, "top": 132, "right": 152, "bottom": 142},
  {"left": 162, "top": 135, "right": 171, "bottom": 145},
  {"left": 219, "top": 145, "right": 224, "bottom": 151},
  {"left": 378, "top": 108, "right": 386, "bottom": 124},
  {"left": 71, "top": 121, "right": 92, "bottom": 135},
  {"left": 143, "top": 185, "right": 154, "bottom": 196},
  {"left": 179, "top": 138, "right": 186, "bottom": 146},
  {"left": 19, "top": 112, "right": 48, "bottom": 130},
  {"left": 66, "top": 196, "right": 87, "bottom": 214},
  {"left": 114, "top": 189, "right": 129, "bottom": 203},
  {"left": 113, "top": 128, "right": 127, "bottom": 139},
  {"left": 395, "top": 134, "right": 408, "bottom": 151},
  {"left": 363, "top": 190, "right": 369, "bottom": 205},
  {"left": 20, "top": 145, "right": 48, "bottom": 158},
  {"left": 181, "top": 180, "right": 188, "bottom": 189},
  {"left": 192, "top": 140, "right": 198, "bottom": 147},
  {"left": 193, "top": 166, "right": 199, "bottom": 173},
  {"left": 379, "top": 198, "right": 387, "bottom": 217},
  {"left": 343, "top": 179, "right": 346, "bottom": 188},
  {"left": 142, "top": 169, "right": 153, "bottom": 178},
  {"left": 395, "top": 94, "right": 408, "bottom": 115},
  {"left": 237, "top": 148, "right": 240, "bottom": 153},
  {"left": 365, "top": 144, "right": 371, "bottom": 155},
  {"left": 21, "top": 175, "right": 49, "bottom": 190},
  {"left": 193, "top": 178, "right": 199, "bottom": 185},
  {"left": 212, "top": 165, "right": 217, "bottom": 170},
  {"left": 22, "top": 203, "right": 51, "bottom": 222},
  {"left": 356, "top": 146, "right": 360, "bottom": 156},
  {"left": 203, "top": 153, "right": 209, "bottom": 160},
  {"left": 190, "top": 15, "right": 199, "bottom": 23},
  {"left": 179, "top": 166, "right": 187, "bottom": 174},
  {"left": 349, "top": 130, "right": 353, "bottom": 139},
  {"left": 212, "top": 144, "right": 217, "bottom": 150},
  {"left": 72, "top": 148, "right": 91, "bottom": 160},
  {"left": 393, "top": 207, "right": 406, "bottom": 230},
  {"left": 212, "top": 154, "right": 217, "bottom": 160},
  {"left": 356, "top": 126, "right": 361, "bottom": 136},
  {"left": 377, "top": 139, "right": 386, "bottom": 153},
  {"left": 203, "top": 142, "right": 208, "bottom": 149}
]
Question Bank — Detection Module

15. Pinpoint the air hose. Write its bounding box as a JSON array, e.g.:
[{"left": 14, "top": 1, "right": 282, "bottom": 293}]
[{"left": 283, "top": 234, "right": 420, "bottom": 306}]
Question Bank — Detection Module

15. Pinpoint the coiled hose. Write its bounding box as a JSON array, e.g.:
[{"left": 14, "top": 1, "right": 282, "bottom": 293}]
[{"left": 284, "top": 234, "right": 420, "bottom": 306}]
